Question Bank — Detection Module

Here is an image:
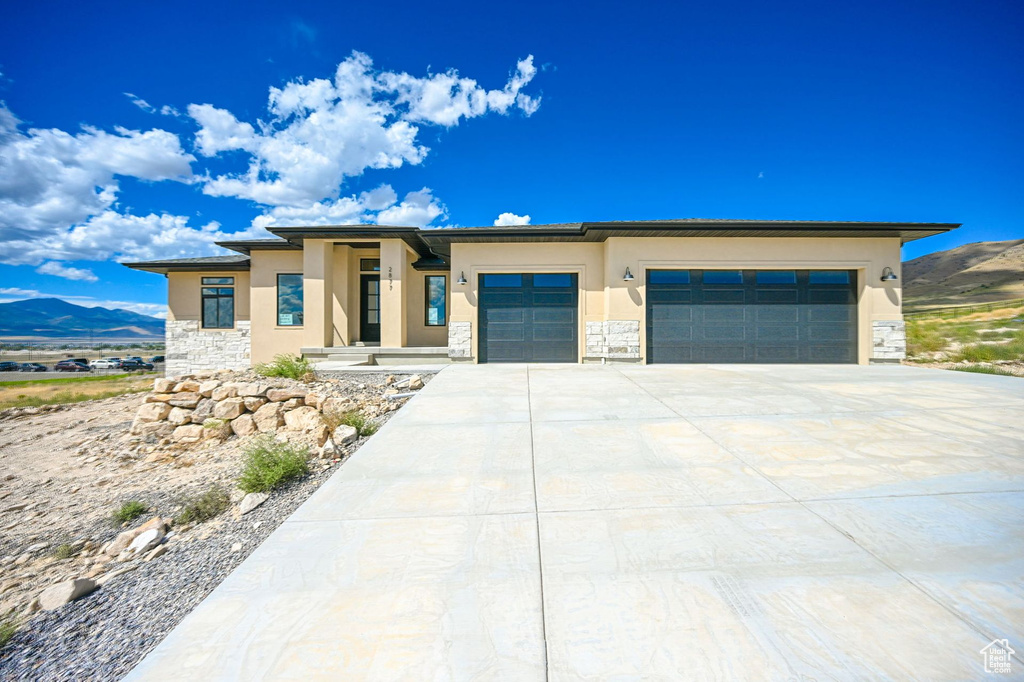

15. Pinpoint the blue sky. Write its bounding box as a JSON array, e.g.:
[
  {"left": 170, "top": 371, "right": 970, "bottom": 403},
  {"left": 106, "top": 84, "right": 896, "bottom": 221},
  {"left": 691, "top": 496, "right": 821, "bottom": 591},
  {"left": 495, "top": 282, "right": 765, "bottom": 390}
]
[{"left": 1, "top": 0, "right": 1021, "bottom": 317}]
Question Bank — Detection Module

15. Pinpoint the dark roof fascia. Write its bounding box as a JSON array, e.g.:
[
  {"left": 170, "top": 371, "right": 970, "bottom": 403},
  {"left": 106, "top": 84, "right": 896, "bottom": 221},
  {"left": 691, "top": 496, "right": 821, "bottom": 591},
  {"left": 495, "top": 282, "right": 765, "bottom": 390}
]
[
  {"left": 420, "top": 221, "right": 961, "bottom": 245},
  {"left": 215, "top": 239, "right": 302, "bottom": 255},
  {"left": 266, "top": 225, "right": 434, "bottom": 257},
  {"left": 123, "top": 256, "right": 251, "bottom": 274},
  {"left": 411, "top": 256, "right": 451, "bottom": 272}
]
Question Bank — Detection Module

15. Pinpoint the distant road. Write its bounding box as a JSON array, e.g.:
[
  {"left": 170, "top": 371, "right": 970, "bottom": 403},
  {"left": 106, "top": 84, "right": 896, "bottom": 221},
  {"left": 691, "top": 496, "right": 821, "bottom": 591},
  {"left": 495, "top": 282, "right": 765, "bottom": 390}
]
[{"left": 0, "top": 367, "right": 163, "bottom": 382}]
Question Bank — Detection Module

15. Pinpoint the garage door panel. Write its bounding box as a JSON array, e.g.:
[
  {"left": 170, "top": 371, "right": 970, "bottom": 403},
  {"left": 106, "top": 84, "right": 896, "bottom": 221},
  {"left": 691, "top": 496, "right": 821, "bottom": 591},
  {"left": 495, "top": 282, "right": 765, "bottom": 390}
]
[
  {"left": 479, "top": 273, "right": 578, "bottom": 363},
  {"left": 647, "top": 269, "right": 856, "bottom": 364}
]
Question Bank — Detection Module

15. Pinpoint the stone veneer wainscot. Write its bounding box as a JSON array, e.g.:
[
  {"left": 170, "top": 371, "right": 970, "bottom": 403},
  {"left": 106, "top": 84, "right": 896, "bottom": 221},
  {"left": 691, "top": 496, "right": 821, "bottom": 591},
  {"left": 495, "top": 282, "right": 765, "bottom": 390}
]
[
  {"left": 585, "top": 320, "right": 641, "bottom": 361},
  {"left": 166, "top": 320, "right": 251, "bottom": 376},
  {"left": 448, "top": 321, "right": 472, "bottom": 359},
  {"left": 872, "top": 320, "right": 906, "bottom": 362}
]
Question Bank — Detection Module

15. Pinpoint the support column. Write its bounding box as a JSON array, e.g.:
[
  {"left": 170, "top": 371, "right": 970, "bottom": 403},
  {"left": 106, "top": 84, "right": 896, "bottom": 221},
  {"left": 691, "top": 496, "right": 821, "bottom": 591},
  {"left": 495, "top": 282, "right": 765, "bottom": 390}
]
[
  {"left": 303, "top": 239, "right": 333, "bottom": 349},
  {"left": 379, "top": 239, "right": 408, "bottom": 347}
]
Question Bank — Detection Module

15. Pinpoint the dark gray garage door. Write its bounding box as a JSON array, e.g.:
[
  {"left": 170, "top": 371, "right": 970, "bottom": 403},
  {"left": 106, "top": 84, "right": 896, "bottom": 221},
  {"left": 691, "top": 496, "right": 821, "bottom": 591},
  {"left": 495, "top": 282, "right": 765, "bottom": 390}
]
[
  {"left": 647, "top": 270, "right": 857, "bottom": 363},
  {"left": 478, "top": 273, "right": 578, "bottom": 363}
]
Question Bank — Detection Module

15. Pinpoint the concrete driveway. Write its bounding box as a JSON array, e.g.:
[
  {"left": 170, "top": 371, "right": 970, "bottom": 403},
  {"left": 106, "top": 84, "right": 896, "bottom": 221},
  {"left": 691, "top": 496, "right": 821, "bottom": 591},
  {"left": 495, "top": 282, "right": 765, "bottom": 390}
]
[{"left": 127, "top": 364, "right": 1024, "bottom": 681}]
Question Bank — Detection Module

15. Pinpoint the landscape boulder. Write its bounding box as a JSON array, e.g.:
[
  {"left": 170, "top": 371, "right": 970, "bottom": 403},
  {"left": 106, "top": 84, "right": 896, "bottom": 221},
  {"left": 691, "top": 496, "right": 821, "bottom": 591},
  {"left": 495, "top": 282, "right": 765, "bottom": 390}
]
[
  {"left": 191, "top": 398, "right": 216, "bottom": 424},
  {"left": 37, "top": 578, "right": 98, "bottom": 611},
  {"left": 320, "top": 397, "right": 353, "bottom": 415},
  {"left": 239, "top": 492, "right": 268, "bottom": 515},
  {"left": 282, "top": 398, "right": 304, "bottom": 410},
  {"left": 174, "top": 380, "right": 201, "bottom": 393},
  {"left": 211, "top": 385, "right": 238, "bottom": 401},
  {"left": 171, "top": 424, "right": 204, "bottom": 443},
  {"left": 267, "top": 388, "right": 307, "bottom": 402},
  {"left": 153, "top": 378, "right": 176, "bottom": 393},
  {"left": 167, "top": 392, "right": 202, "bottom": 408},
  {"left": 167, "top": 407, "right": 193, "bottom": 426},
  {"left": 202, "top": 419, "right": 232, "bottom": 440},
  {"left": 333, "top": 424, "right": 358, "bottom": 445},
  {"left": 213, "top": 397, "right": 246, "bottom": 420},
  {"left": 253, "top": 402, "right": 285, "bottom": 432},
  {"left": 130, "top": 420, "right": 174, "bottom": 437},
  {"left": 234, "top": 382, "right": 267, "bottom": 397},
  {"left": 284, "top": 406, "right": 322, "bottom": 432},
  {"left": 231, "top": 414, "right": 258, "bottom": 436},
  {"left": 198, "top": 380, "right": 221, "bottom": 397},
  {"left": 135, "top": 402, "right": 172, "bottom": 423},
  {"left": 243, "top": 396, "right": 268, "bottom": 412}
]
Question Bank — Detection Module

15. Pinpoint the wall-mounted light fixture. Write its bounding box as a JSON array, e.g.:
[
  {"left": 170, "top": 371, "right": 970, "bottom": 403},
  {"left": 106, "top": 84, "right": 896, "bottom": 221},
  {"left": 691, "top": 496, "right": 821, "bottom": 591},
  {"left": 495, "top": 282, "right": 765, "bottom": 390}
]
[
  {"left": 456, "top": 271, "right": 467, "bottom": 285},
  {"left": 880, "top": 267, "right": 898, "bottom": 282},
  {"left": 623, "top": 267, "right": 635, "bottom": 282}
]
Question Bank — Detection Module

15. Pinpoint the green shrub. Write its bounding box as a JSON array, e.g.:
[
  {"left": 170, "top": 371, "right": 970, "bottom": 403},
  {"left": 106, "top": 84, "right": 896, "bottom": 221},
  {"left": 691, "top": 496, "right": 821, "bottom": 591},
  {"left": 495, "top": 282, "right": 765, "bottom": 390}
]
[
  {"left": 111, "top": 500, "right": 148, "bottom": 526},
  {"left": 326, "top": 410, "right": 377, "bottom": 437},
  {"left": 236, "top": 437, "right": 310, "bottom": 494},
  {"left": 53, "top": 543, "right": 78, "bottom": 560},
  {"left": 253, "top": 354, "right": 314, "bottom": 380},
  {"left": 0, "top": 616, "right": 16, "bottom": 650},
  {"left": 202, "top": 418, "right": 227, "bottom": 429},
  {"left": 174, "top": 486, "right": 230, "bottom": 525}
]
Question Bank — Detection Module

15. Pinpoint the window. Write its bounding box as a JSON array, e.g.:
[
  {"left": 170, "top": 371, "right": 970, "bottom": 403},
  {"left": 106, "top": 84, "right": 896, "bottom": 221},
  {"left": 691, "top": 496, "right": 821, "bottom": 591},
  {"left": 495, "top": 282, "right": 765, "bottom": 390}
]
[
  {"left": 425, "top": 275, "right": 446, "bottom": 326},
  {"left": 809, "top": 271, "right": 851, "bottom": 284},
  {"left": 201, "top": 281, "right": 234, "bottom": 329},
  {"left": 648, "top": 270, "right": 691, "bottom": 284},
  {"left": 277, "top": 274, "right": 303, "bottom": 326},
  {"left": 482, "top": 274, "right": 523, "bottom": 287},
  {"left": 360, "top": 258, "right": 380, "bottom": 272},
  {"left": 703, "top": 270, "right": 743, "bottom": 284},
  {"left": 533, "top": 274, "right": 574, "bottom": 287},
  {"left": 756, "top": 271, "right": 797, "bottom": 284}
]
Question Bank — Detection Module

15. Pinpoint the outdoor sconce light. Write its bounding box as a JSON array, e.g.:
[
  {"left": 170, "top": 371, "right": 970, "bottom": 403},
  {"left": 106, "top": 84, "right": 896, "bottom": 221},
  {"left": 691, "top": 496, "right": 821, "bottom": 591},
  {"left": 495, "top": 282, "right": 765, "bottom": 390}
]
[
  {"left": 456, "top": 272, "right": 467, "bottom": 285},
  {"left": 880, "top": 267, "right": 898, "bottom": 282},
  {"left": 623, "top": 267, "right": 635, "bottom": 282}
]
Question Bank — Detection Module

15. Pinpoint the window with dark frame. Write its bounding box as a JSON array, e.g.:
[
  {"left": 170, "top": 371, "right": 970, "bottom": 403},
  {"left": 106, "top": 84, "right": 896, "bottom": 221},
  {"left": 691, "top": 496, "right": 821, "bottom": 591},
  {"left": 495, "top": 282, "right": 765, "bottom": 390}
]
[
  {"left": 425, "top": 275, "right": 446, "bottom": 326},
  {"left": 360, "top": 258, "right": 381, "bottom": 272},
  {"left": 201, "top": 277, "right": 234, "bottom": 329},
  {"left": 277, "top": 274, "right": 303, "bottom": 326}
]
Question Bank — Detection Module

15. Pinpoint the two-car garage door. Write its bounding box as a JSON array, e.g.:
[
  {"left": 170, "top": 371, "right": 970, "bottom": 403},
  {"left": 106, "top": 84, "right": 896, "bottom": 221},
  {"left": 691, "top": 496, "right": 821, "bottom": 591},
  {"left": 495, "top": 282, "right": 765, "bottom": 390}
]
[
  {"left": 646, "top": 269, "right": 858, "bottom": 363},
  {"left": 476, "top": 269, "right": 857, "bottom": 364}
]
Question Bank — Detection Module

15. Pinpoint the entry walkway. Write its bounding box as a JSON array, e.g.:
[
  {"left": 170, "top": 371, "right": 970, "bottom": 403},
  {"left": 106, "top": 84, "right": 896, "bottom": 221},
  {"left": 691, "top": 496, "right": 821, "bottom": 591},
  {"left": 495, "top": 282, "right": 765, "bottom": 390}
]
[{"left": 127, "top": 364, "right": 1024, "bottom": 680}]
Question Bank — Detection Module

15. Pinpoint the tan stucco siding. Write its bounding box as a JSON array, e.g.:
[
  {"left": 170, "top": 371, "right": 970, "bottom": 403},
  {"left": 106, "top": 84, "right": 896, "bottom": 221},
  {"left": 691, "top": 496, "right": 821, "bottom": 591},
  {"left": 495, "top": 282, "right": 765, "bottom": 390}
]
[
  {"left": 250, "top": 251, "right": 305, "bottom": 364},
  {"left": 451, "top": 237, "right": 903, "bottom": 365},
  {"left": 405, "top": 265, "right": 451, "bottom": 347},
  {"left": 167, "top": 271, "right": 250, "bottom": 324}
]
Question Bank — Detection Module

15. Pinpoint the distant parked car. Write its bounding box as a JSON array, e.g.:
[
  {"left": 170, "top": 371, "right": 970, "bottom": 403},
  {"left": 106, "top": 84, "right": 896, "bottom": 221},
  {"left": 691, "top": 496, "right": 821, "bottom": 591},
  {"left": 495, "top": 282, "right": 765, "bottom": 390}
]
[
  {"left": 68, "top": 358, "right": 90, "bottom": 366},
  {"left": 149, "top": 355, "right": 165, "bottom": 363},
  {"left": 119, "top": 359, "right": 154, "bottom": 371},
  {"left": 54, "top": 360, "right": 91, "bottom": 372},
  {"left": 90, "top": 358, "right": 122, "bottom": 369},
  {"left": 19, "top": 363, "right": 47, "bottom": 372},
  {"left": 0, "top": 361, "right": 19, "bottom": 372}
]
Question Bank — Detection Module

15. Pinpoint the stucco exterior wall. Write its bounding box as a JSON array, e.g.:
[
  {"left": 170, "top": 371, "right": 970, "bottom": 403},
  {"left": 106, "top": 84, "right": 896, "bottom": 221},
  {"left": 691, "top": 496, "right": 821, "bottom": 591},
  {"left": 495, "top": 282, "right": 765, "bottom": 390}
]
[
  {"left": 250, "top": 250, "right": 305, "bottom": 364},
  {"left": 405, "top": 265, "right": 450, "bottom": 347},
  {"left": 165, "top": 270, "right": 251, "bottom": 374},
  {"left": 166, "top": 270, "right": 250, "bottom": 323},
  {"left": 450, "top": 237, "right": 904, "bottom": 365}
]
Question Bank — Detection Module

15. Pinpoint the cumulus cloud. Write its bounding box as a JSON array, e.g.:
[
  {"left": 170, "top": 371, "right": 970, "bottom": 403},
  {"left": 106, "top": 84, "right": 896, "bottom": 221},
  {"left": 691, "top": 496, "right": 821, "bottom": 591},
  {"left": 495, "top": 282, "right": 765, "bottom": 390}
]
[
  {"left": 0, "top": 103, "right": 195, "bottom": 263},
  {"left": 494, "top": 212, "right": 531, "bottom": 226},
  {"left": 35, "top": 261, "right": 99, "bottom": 282},
  {"left": 191, "top": 52, "right": 540, "bottom": 208},
  {"left": 0, "top": 287, "right": 167, "bottom": 318}
]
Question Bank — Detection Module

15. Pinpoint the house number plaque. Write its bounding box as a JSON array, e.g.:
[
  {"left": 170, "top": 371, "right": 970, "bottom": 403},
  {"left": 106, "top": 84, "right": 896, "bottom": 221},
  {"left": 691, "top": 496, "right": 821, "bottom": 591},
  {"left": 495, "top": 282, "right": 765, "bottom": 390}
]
[{"left": 388, "top": 266, "right": 393, "bottom": 291}]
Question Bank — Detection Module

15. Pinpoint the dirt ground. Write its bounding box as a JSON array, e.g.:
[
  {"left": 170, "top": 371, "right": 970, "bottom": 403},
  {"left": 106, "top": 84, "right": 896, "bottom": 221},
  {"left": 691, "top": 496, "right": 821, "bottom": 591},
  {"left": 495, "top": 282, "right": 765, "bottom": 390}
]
[{"left": 0, "top": 370, "right": 423, "bottom": 623}]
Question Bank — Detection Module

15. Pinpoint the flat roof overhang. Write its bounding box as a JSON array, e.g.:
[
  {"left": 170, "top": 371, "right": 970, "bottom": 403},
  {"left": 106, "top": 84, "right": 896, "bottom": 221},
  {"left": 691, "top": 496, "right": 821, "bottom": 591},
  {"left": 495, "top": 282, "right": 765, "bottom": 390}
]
[{"left": 122, "top": 256, "right": 251, "bottom": 274}]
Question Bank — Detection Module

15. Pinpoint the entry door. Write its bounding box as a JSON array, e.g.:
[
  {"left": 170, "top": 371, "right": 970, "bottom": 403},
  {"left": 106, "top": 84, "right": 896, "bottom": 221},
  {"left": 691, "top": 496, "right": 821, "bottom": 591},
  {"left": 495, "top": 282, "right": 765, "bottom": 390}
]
[
  {"left": 478, "top": 273, "right": 578, "bottom": 363},
  {"left": 646, "top": 269, "right": 857, "bottom": 363},
  {"left": 360, "top": 275, "right": 381, "bottom": 343}
]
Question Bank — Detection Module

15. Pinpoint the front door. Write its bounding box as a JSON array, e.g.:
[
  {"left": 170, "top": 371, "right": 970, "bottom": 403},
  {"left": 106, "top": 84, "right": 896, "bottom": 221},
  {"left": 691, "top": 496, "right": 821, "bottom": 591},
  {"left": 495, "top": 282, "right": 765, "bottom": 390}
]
[{"left": 360, "top": 275, "right": 381, "bottom": 343}]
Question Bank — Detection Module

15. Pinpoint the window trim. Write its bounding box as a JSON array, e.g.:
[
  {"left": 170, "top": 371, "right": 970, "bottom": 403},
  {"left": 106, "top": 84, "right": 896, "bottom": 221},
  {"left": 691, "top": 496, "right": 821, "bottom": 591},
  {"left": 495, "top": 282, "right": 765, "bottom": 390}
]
[
  {"left": 276, "top": 273, "right": 304, "bottom": 327},
  {"left": 424, "top": 275, "right": 446, "bottom": 327},
  {"left": 360, "top": 258, "right": 381, "bottom": 272},
  {"left": 201, "top": 283, "right": 234, "bottom": 330}
]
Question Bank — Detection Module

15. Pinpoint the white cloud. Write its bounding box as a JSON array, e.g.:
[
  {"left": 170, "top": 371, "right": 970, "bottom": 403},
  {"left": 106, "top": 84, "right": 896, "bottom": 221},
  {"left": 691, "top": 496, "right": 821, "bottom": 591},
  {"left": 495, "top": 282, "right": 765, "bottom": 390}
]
[
  {"left": 0, "top": 287, "right": 167, "bottom": 318},
  {"left": 494, "top": 212, "right": 531, "bottom": 226},
  {"left": 191, "top": 51, "right": 540, "bottom": 208},
  {"left": 375, "top": 188, "right": 445, "bottom": 227},
  {"left": 124, "top": 92, "right": 155, "bottom": 113},
  {"left": 35, "top": 261, "right": 99, "bottom": 282},
  {"left": 0, "top": 103, "right": 195, "bottom": 264}
]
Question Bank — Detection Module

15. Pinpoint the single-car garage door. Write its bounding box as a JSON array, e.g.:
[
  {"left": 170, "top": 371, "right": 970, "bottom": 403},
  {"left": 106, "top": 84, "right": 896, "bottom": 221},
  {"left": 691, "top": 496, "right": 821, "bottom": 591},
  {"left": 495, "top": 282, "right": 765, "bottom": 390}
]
[
  {"left": 647, "top": 269, "right": 857, "bottom": 363},
  {"left": 478, "top": 273, "right": 578, "bottom": 363}
]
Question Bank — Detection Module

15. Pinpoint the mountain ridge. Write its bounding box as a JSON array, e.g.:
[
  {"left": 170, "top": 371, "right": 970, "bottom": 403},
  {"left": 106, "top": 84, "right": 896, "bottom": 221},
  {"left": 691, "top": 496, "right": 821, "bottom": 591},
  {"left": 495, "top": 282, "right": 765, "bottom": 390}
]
[
  {"left": 903, "top": 239, "right": 1024, "bottom": 310},
  {"left": 0, "top": 298, "right": 165, "bottom": 339}
]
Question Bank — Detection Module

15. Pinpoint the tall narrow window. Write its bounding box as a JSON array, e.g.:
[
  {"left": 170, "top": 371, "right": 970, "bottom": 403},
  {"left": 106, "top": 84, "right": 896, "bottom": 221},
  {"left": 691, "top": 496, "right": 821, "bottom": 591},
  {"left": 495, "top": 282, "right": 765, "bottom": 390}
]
[
  {"left": 277, "top": 274, "right": 303, "bottom": 326},
  {"left": 201, "top": 277, "right": 234, "bottom": 329},
  {"left": 425, "top": 275, "right": 446, "bottom": 326}
]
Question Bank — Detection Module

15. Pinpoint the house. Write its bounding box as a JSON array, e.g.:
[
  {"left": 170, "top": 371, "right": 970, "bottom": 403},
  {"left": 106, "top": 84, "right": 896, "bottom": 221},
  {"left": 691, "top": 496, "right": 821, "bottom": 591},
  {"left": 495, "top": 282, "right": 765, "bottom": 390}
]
[{"left": 124, "top": 219, "right": 959, "bottom": 375}]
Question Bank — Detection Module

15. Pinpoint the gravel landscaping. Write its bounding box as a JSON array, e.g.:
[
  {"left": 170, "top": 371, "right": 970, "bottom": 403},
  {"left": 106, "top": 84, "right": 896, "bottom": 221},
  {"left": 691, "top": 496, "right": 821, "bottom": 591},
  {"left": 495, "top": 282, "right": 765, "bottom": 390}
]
[{"left": 0, "top": 369, "right": 434, "bottom": 681}]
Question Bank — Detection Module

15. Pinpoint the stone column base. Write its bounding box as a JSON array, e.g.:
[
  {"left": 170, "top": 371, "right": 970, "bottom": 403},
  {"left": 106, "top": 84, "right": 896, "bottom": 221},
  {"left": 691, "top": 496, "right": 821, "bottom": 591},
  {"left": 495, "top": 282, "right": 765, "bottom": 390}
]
[{"left": 872, "top": 320, "right": 906, "bottom": 361}]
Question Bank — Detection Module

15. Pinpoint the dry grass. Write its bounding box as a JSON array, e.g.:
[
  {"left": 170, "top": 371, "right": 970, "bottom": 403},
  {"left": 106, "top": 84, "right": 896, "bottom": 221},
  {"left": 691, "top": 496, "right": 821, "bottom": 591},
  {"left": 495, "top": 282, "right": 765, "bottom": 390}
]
[
  {"left": 906, "top": 304, "right": 1024, "bottom": 374},
  {"left": 0, "top": 374, "right": 154, "bottom": 409}
]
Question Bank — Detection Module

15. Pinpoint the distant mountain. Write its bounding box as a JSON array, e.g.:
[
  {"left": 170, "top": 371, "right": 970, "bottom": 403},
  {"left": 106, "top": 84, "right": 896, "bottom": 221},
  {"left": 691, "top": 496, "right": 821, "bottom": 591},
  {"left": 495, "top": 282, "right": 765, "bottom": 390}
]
[
  {"left": 0, "top": 298, "right": 164, "bottom": 339},
  {"left": 903, "top": 239, "right": 1024, "bottom": 310}
]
